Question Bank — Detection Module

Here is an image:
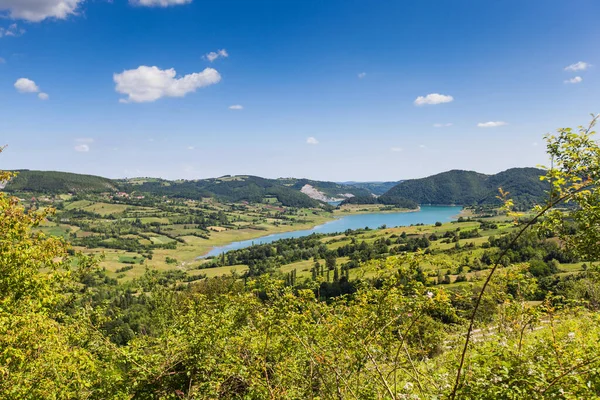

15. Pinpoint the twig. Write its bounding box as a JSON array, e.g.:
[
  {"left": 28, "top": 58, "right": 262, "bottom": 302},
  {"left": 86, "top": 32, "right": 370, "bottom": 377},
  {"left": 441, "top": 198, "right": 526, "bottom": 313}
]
[
  {"left": 364, "top": 346, "right": 396, "bottom": 400},
  {"left": 449, "top": 187, "right": 580, "bottom": 399},
  {"left": 541, "top": 355, "right": 600, "bottom": 394}
]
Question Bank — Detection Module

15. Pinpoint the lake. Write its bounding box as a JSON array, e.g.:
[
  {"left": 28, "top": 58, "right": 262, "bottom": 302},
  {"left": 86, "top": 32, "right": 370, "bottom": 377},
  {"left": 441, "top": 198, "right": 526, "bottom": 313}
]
[{"left": 201, "top": 205, "right": 462, "bottom": 258}]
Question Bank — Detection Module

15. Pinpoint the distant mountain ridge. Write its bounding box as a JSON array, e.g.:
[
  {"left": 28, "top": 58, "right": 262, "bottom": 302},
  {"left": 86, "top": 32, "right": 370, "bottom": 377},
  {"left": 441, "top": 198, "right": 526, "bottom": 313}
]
[
  {"left": 4, "top": 168, "right": 549, "bottom": 209},
  {"left": 379, "top": 167, "right": 549, "bottom": 208}
]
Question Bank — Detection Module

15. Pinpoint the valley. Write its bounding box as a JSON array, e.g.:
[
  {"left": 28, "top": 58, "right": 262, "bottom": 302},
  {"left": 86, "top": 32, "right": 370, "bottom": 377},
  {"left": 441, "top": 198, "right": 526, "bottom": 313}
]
[
  {"left": 4, "top": 3, "right": 600, "bottom": 396},
  {"left": 2, "top": 166, "right": 565, "bottom": 286}
]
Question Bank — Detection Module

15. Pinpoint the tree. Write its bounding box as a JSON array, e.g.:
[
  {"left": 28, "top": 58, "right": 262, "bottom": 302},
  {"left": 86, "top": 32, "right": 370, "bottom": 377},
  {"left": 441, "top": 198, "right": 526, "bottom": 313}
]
[
  {"left": 325, "top": 254, "right": 336, "bottom": 270},
  {"left": 451, "top": 115, "right": 600, "bottom": 398},
  {"left": 0, "top": 150, "right": 121, "bottom": 398}
]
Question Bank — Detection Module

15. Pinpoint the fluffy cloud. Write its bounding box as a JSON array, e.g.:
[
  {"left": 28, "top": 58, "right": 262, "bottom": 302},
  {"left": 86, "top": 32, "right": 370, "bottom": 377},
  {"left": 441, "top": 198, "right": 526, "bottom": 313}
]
[
  {"left": 130, "top": 0, "right": 192, "bottom": 6},
  {"left": 229, "top": 104, "right": 243, "bottom": 110},
  {"left": 477, "top": 121, "right": 507, "bottom": 128},
  {"left": 74, "top": 138, "right": 92, "bottom": 152},
  {"left": 306, "top": 137, "right": 319, "bottom": 145},
  {"left": 0, "top": 23, "right": 24, "bottom": 37},
  {"left": 390, "top": 147, "right": 403, "bottom": 152},
  {"left": 414, "top": 93, "right": 453, "bottom": 106},
  {"left": 0, "top": 0, "right": 84, "bottom": 22},
  {"left": 113, "top": 66, "right": 221, "bottom": 103},
  {"left": 14, "top": 78, "right": 40, "bottom": 93},
  {"left": 205, "top": 49, "right": 228, "bottom": 62},
  {"left": 564, "top": 76, "right": 582, "bottom": 84},
  {"left": 433, "top": 123, "right": 453, "bottom": 128},
  {"left": 564, "top": 61, "right": 590, "bottom": 72},
  {"left": 357, "top": 72, "right": 366, "bottom": 79},
  {"left": 14, "top": 78, "right": 49, "bottom": 100}
]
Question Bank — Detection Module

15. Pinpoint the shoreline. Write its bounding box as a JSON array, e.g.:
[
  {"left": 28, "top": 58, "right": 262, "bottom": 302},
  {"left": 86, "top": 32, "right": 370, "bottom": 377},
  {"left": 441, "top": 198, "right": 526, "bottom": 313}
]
[{"left": 198, "top": 205, "right": 461, "bottom": 258}]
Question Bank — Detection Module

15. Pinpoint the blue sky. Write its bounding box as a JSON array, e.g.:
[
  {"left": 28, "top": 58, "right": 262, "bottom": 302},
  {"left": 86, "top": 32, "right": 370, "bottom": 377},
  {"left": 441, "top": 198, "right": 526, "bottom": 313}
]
[{"left": 0, "top": 0, "right": 599, "bottom": 181}]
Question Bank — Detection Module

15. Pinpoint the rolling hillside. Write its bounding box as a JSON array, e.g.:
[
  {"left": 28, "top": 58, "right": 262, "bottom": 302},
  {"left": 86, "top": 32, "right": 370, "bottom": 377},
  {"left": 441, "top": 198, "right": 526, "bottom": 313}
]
[
  {"left": 379, "top": 167, "right": 548, "bottom": 207},
  {"left": 4, "top": 170, "right": 117, "bottom": 193},
  {"left": 119, "top": 175, "right": 324, "bottom": 208},
  {"left": 3, "top": 168, "right": 549, "bottom": 209},
  {"left": 338, "top": 181, "right": 402, "bottom": 196},
  {"left": 278, "top": 178, "right": 373, "bottom": 199}
]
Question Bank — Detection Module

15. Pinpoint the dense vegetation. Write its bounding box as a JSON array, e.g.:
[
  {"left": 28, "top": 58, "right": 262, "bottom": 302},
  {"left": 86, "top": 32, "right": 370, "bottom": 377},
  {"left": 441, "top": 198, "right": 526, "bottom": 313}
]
[
  {"left": 4, "top": 169, "right": 117, "bottom": 193},
  {"left": 339, "top": 180, "right": 402, "bottom": 195},
  {"left": 1, "top": 119, "right": 600, "bottom": 399},
  {"left": 380, "top": 167, "right": 548, "bottom": 208}
]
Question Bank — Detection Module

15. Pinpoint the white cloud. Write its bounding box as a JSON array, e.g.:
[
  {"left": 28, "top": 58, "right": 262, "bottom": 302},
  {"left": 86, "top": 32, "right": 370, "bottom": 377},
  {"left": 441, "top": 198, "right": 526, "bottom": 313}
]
[
  {"left": 130, "top": 0, "right": 192, "bottom": 6},
  {"left": 229, "top": 104, "right": 243, "bottom": 110},
  {"left": 113, "top": 65, "right": 221, "bottom": 103},
  {"left": 0, "top": 23, "right": 24, "bottom": 37},
  {"left": 414, "top": 93, "right": 454, "bottom": 106},
  {"left": 418, "top": 144, "right": 426, "bottom": 148},
  {"left": 187, "top": 146, "right": 195, "bottom": 150},
  {"left": 74, "top": 144, "right": 89, "bottom": 152},
  {"left": 357, "top": 72, "right": 366, "bottom": 79},
  {"left": 433, "top": 123, "right": 453, "bottom": 128},
  {"left": 14, "top": 78, "right": 49, "bottom": 99},
  {"left": 205, "top": 49, "right": 229, "bottom": 62},
  {"left": 0, "top": 57, "right": 5, "bottom": 64},
  {"left": 564, "top": 76, "right": 582, "bottom": 84},
  {"left": 0, "top": 0, "right": 84, "bottom": 22},
  {"left": 14, "top": 78, "right": 40, "bottom": 93},
  {"left": 564, "top": 61, "right": 590, "bottom": 72},
  {"left": 477, "top": 121, "right": 507, "bottom": 128},
  {"left": 306, "top": 137, "right": 319, "bottom": 145},
  {"left": 390, "top": 147, "right": 403, "bottom": 152}
]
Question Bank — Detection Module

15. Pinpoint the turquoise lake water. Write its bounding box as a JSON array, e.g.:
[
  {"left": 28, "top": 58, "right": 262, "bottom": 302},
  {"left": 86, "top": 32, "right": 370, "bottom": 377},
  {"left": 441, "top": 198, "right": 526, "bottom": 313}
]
[{"left": 201, "top": 205, "right": 462, "bottom": 258}]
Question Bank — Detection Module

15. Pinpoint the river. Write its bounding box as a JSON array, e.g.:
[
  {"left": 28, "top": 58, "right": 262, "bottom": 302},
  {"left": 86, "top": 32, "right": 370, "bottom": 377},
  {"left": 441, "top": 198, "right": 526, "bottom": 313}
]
[{"left": 201, "top": 205, "right": 462, "bottom": 258}]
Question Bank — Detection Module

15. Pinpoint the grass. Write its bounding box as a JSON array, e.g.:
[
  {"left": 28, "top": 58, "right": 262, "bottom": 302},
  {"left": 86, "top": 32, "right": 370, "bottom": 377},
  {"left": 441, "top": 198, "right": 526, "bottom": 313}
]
[
  {"left": 82, "top": 202, "right": 129, "bottom": 216},
  {"left": 148, "top": 235, "right": 176, "bottom": 245},
  {"left": 41, "top": 196, "right": 556, "bottom": 285}
]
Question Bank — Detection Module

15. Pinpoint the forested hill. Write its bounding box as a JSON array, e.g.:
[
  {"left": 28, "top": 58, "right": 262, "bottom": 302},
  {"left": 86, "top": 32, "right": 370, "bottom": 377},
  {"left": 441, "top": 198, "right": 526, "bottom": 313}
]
[
  {"left": 4, "top": 170, "right": 117, "bottom": 193},
  {"left": 120, "top": 175, "right": 323, "bottom": 208},
  {"left": 4, "top": 168, "right": 548, "bottom": 208},
  {"left": 277, "top": 178, "right": 372, "bottom": 198},
  {"left": 338, "top": 181, "right": 401, "bottom": 195},
  {"left": 379, "top": 167, "right": 548, "bottom": 207}
]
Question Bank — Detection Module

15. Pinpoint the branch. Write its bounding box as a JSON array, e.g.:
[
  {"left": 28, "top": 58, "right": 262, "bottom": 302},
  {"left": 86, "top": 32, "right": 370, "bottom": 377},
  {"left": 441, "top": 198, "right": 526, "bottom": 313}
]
[{"left": 449, "top": 187, "right": 579, "bottom": 399}]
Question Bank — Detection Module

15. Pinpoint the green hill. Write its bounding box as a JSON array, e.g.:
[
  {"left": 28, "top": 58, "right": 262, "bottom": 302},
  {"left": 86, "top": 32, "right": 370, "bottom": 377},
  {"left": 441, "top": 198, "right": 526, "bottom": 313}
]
[
  {"left": 119, "top": 175, "right": 323, "bottom": 208},
  {"left": 338, "top": 181, "right": 401, "bottom": 195},
  {"left": 379, "top": 167, "right": 548, "bottom": 208},
  {"left": 4, "top": 170, "right": 117, "bottom": 193},
  {"left": 278, "top": 178, "right": 373, "bottom": 198}
]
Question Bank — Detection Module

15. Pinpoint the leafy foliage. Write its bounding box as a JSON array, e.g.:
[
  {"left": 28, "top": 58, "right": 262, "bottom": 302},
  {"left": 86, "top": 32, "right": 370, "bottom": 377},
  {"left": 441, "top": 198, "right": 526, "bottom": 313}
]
[{"left": 1, "top": 118, "right": 600, "bottom": 399}]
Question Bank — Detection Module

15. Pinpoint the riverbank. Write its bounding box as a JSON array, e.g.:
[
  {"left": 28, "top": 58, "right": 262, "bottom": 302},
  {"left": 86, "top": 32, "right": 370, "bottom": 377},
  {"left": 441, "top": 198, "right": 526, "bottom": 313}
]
[{"left": 199, "top": 205, "right": 462, "bottom": 258}]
